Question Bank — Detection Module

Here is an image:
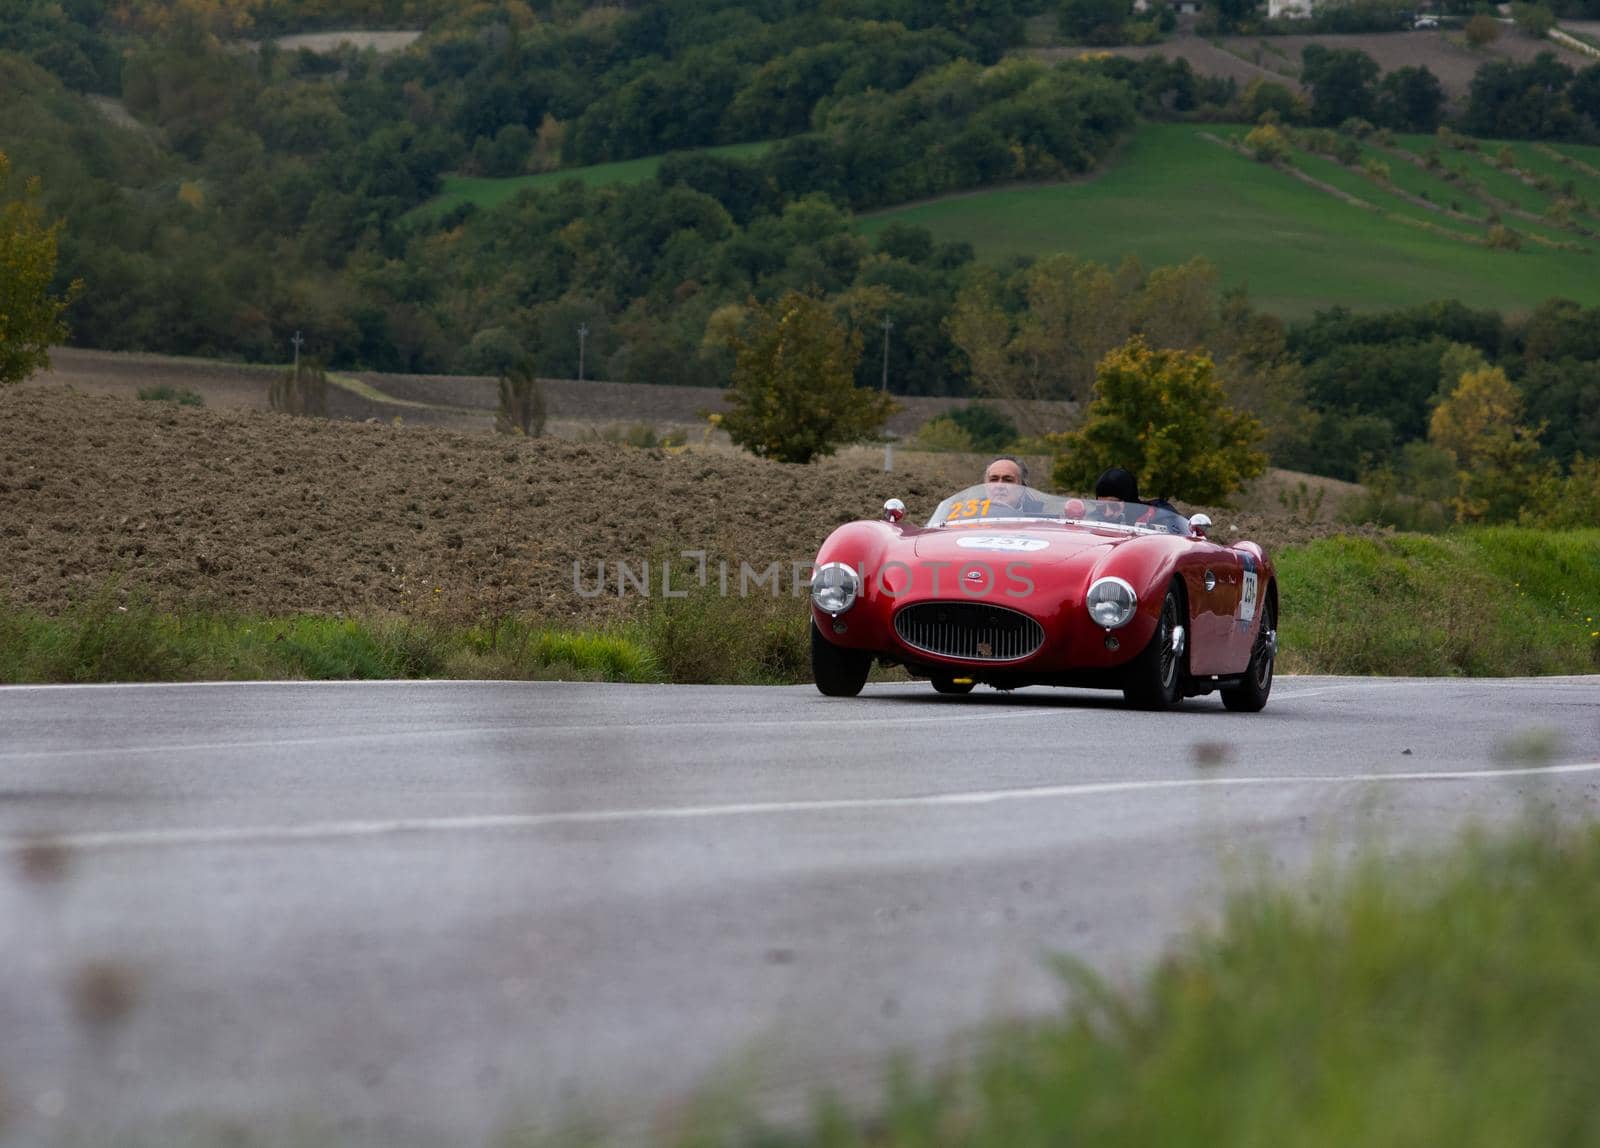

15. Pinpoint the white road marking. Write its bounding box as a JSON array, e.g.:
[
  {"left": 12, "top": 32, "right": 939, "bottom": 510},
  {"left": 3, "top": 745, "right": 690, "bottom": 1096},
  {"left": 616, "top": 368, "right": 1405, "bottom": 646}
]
[
  {"left": 0, "top": 707, "right": 1078, "bottom": 762},
  {"left": 5, "top": 761, "right": 1597, "bottom": 854}
]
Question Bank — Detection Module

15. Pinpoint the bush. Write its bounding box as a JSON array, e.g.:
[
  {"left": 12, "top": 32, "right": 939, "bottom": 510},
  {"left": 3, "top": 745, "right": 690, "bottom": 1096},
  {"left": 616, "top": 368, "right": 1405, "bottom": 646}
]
[
  {"left": 1487, "top": 224, "right": 1523, "bottom": 250},
  {"left": 1465, "top": 12, "right": 1500, "bottom": 47},
  {"left": 909, "top": 416, "right": 976, "bottom": 453},
  {"left": 136, "top": 385, "right": 204, "bottom": 407},
  {"left": 945, "top": 402, "right": 1019, "bottom": 452},
  {"left": 269, "top": 362, "right": 327, "bottom": 417},
  {"left": 496, "top": 363, "right": 547, "bottom": 437},
  {"left": 1244, "top": 122, "right": 1290, "bottom": 163}
]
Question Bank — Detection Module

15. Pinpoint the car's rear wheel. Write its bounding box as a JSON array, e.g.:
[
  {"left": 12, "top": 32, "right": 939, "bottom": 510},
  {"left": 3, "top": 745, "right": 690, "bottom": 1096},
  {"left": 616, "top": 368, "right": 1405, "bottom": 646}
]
[
  {"left": 1222, "top": 591, "right": 1276, "bottom": 713},
  {"left": 931, "top": 675, "right": 975, "bottom": 695},
  {"left": 811, "top": 620, "right": 872, "bottom": 697},
  {"left": 1123, "top": 581, "right": 1186, "bottom": 711}
]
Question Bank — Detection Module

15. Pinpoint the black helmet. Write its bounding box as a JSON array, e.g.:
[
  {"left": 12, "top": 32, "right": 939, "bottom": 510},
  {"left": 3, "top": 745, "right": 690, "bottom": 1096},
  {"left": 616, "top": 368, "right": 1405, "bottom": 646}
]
[{"left": 1093, "top": 467, "right": 1140, "bottom": 502}]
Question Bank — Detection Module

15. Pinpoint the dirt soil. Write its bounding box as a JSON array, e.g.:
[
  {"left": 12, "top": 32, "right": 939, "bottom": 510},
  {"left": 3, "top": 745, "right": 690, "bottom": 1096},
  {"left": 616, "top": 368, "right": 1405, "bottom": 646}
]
[
  {"left": 1036, "top": 28, "right": 1597, "bottom": 102},
  {"left": 39, "top": 348, "right": 1071, "bottom": 439},
  {"left": 0, "top": 386, "right": 1362, "bottom": 626}
]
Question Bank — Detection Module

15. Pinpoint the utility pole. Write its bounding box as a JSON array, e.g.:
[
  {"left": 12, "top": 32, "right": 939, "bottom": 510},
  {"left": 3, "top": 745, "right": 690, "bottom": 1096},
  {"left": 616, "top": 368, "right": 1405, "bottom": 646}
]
[
  {"left": 291, "top": 330, "right": 304, "bottom": 372},
  {"left": 577, "top": 323, "right": 589, "bottom": 382},
  {"left": 880, "top": 315, "right": 894, "bottom": 393}
]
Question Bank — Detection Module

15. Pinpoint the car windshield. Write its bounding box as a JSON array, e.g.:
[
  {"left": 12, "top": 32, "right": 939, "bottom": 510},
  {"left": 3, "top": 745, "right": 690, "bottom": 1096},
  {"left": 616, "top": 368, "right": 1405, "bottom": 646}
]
[{"left": 927, "top": 484, "right": 1190, "bottom": 535}]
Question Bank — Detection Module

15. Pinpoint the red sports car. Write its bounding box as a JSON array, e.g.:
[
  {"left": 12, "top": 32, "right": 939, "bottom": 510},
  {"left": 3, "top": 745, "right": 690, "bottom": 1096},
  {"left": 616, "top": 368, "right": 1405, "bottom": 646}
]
[{"left": 808, "top": 483, "right": 1278, "bottom": 710}]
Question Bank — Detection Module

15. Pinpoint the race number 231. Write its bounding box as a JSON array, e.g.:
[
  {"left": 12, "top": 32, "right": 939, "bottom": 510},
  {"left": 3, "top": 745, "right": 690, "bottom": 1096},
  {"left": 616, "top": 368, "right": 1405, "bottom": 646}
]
[{"left": 946, "top": 499, "right": 991, "bottom": 521}]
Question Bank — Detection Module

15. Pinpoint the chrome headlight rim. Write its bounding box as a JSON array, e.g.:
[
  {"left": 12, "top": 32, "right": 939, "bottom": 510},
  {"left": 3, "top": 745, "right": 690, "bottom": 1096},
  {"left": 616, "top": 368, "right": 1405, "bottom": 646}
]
[
  {"left": 1086, "top": 576, "right": 1138, "bottom": 630},
  {"left": 811, "top": 561, "right": 861, "bottom": 615}
]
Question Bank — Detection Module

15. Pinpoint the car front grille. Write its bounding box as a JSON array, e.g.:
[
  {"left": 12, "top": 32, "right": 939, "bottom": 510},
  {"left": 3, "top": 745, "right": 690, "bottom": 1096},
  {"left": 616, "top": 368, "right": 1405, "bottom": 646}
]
[{"left": 893, "top": 601, "right": 1045, "bottom": 662}]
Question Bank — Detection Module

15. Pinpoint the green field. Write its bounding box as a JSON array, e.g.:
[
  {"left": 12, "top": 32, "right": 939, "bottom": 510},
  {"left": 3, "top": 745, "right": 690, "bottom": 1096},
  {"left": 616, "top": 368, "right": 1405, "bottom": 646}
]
[
  {"left": 416, "top": 140, "right": 774, "bottom": 217},
  {"left": 858, "top": 124, "right": 1600, "bottom": 318}
]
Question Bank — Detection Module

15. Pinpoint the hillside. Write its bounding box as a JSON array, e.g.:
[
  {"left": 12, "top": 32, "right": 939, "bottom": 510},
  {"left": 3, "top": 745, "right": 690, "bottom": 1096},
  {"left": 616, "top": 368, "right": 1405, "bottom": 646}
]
[{"left": 859, "top": 123, "right": 1600, "bottom": 318}]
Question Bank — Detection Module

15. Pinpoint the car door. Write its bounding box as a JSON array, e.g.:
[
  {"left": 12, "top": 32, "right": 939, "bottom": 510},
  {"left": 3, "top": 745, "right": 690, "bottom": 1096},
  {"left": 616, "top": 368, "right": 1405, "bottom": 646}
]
[{"left": 1183, "top": 543, "right": 1245, "bottom": 677}]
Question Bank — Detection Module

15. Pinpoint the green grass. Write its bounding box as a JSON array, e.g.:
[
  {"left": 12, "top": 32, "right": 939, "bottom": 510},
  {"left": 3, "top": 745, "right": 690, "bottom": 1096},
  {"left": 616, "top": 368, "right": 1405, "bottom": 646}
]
[
  {"left": 689, "top": 819, "right": 1600, "bottom": 1148},
  {"left": 415, "top": 140, "right": 774, "bottom": 218},
  {"left": 1277, "top": 528, "right": 1600, "bottom": 676},
  {"left": 858, "top": 124, "right": 1600, "bottom": 319},
  {"left": 0, "top": 594, "right": 662, "bottom": 684}
]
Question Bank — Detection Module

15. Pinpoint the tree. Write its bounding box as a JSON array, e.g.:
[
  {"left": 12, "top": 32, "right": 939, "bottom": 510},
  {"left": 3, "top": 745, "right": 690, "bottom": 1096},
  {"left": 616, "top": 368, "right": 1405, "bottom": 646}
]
[
  {"left": 1059, "top": 0, "right": 1130, "bottom": 44},
  {"left": 1376, "top": 66, "right": 1445, "bottom": 132},
  {"left": 1429, "top": 364, "right": 1548, "bottom": 521},
  {"left": 1571, "top": 64, "right": 1600, "bottom": 124},
  {"left": 1511, "top": 2, "right": 1554, "bottom": 37},
  {"left": 1050, "top": 337, "right": 1267, "bottom": 503},
  {"left": 1465, "top": 13, "right": 1501, "bottom": 48},
  {"left": 722, "top": 290, "right": 895, "bottom": 465},
  {"left": 1300, "top": 45, "right": 1379, "bottom": 127},
  {"left": 1, "top": 152, "right": 78, "bottom": 386}
]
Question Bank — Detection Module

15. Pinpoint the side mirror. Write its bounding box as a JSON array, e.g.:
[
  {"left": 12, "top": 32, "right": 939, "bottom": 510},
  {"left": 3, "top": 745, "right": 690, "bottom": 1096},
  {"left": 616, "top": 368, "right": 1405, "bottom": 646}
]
[
  {"left": 883, "top": 498, "right": 906, "bottom": 523},
  {"left": 1189, "top": 513, "right": 1212, "bottom": 538}
]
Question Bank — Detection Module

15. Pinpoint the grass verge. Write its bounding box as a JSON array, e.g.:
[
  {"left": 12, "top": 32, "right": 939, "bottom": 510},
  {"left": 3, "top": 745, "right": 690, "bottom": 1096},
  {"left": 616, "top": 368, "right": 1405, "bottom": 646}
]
[
  {"left": 1277, "top": 528, "right": 1600, "bottom": 676},
  {"left": 685, "top": 817, "right": 1600, "bottom": 1148},
  {"left": 4, "top": 529, "right": 1595, "bottom": 683},
  {"left": 0, "top": 595, "right": 662, "bottom": 685}
]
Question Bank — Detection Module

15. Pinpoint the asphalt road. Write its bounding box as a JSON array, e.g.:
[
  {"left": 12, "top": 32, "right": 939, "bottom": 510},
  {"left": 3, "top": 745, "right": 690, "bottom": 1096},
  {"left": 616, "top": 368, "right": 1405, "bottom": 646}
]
[{"left": 2, "top": 677, "right": 1599, "bottom": 1146}]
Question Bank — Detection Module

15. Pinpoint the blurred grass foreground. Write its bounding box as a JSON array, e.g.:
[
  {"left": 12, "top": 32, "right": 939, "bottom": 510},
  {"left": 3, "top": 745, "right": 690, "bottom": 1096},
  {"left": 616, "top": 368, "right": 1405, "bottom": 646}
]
[{"left": 707, "top": 819, "right": 1600, "bottom": 1148}]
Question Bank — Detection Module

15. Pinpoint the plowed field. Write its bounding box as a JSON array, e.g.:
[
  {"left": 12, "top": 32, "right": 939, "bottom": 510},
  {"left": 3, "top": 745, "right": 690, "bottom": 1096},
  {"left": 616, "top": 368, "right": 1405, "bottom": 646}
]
[{"left": 1, "top": 386, "right": 1356, "bottom": 626}]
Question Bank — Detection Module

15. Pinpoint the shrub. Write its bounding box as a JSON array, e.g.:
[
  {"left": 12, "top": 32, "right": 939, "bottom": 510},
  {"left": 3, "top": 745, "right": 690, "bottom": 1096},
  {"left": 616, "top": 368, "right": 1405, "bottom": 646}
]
[
  {"left": 945, "top": 401, "right": 1019, "bottom": 452},
  {"left": 1465, "top": 12, "right": 1500, "bottom": 47},
  {"left": 1244, "top": 122, "right": 1290, "bottom": 163},
  {"left": 136, "top": 385, "right": 204, "bottom": 407},
  {"left": 910, "top": 416, "right": 976, "bottom": 453},
  {"left": 269, "top": 362, "right": 327, "bottom": 417},
  {"left": 1486, "top": 224, "right": 1523, "bottom": 250},
  {"left": 496, "top": 363, "right": 547, "bottom": 437}
]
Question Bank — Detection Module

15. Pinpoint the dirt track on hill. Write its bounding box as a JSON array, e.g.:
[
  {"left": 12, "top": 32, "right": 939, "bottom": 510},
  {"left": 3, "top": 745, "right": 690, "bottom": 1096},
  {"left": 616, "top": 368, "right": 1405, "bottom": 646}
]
[
  {"left": 1034, "top": 28, "right": 1597, "bottom": 102},
  {"left": 39, "top": 347, "right": 1068, "bottom": 439},
  {"left": 0, "top": 387, "right": 1361, "bottom": 625}
]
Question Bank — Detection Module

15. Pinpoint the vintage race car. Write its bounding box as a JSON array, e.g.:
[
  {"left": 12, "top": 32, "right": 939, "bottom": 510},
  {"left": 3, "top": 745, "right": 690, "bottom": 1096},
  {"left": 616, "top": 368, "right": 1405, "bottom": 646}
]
[{"left": 808, "top": 483, "right": 1278, "bottom": 710}]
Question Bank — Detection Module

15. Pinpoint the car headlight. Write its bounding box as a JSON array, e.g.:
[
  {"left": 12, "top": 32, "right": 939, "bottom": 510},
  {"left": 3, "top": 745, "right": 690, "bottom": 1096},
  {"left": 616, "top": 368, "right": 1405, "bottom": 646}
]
[
  {"left": 1086, "top": 577, "right": 1137, "bottom": 629},
  {"left": 811, "top": 562, "right": 860, "bottom": 614}
]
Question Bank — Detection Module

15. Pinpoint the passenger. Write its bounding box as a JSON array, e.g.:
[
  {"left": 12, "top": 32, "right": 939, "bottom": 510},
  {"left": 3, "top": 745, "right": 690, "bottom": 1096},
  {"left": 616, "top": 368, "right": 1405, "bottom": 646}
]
[
  {"left": 1092, "top": 466, "right": 1141, "bottom": 523},
  {"left": 1091, "top": 466, "right": 1182, "bottom": 528}
]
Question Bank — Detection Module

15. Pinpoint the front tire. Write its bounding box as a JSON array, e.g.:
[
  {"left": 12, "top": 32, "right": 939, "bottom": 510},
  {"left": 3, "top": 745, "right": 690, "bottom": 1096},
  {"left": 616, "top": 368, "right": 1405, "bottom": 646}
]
[
  {"left": 812, "top": 620, "right": 871, "bottom": 697},
  {"left": 1222, "top": 591, "right": 1276, "bottom": 713},
  {"left": 1123, "top": 581, "right": 1186, "bottom": 711}
]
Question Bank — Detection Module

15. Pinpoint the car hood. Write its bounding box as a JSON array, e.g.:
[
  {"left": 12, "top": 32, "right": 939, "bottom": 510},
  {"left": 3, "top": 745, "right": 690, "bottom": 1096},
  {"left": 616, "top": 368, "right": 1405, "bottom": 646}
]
[{"left": 910, "top": 526, "right": 1121, "bottom": 568}]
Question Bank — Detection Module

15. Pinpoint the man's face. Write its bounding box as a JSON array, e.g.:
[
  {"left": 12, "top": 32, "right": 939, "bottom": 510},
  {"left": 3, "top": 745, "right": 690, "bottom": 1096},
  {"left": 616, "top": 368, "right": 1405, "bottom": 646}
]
[{"left": 985, "top": 460, "right": 1024, "bottom": 506}]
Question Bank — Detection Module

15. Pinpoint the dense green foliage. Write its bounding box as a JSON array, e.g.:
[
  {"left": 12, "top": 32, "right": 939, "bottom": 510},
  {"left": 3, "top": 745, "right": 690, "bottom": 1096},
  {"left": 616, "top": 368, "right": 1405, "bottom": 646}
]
[{"left": 0, "top": 150, "right": 77, "bottom": 384}]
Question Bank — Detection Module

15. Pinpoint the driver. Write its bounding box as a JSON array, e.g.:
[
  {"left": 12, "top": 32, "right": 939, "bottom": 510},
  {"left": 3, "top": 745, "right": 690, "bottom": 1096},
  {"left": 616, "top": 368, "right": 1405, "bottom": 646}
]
[{"left": 983, "top": 456, "right": 1044, "bottom": 515}]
